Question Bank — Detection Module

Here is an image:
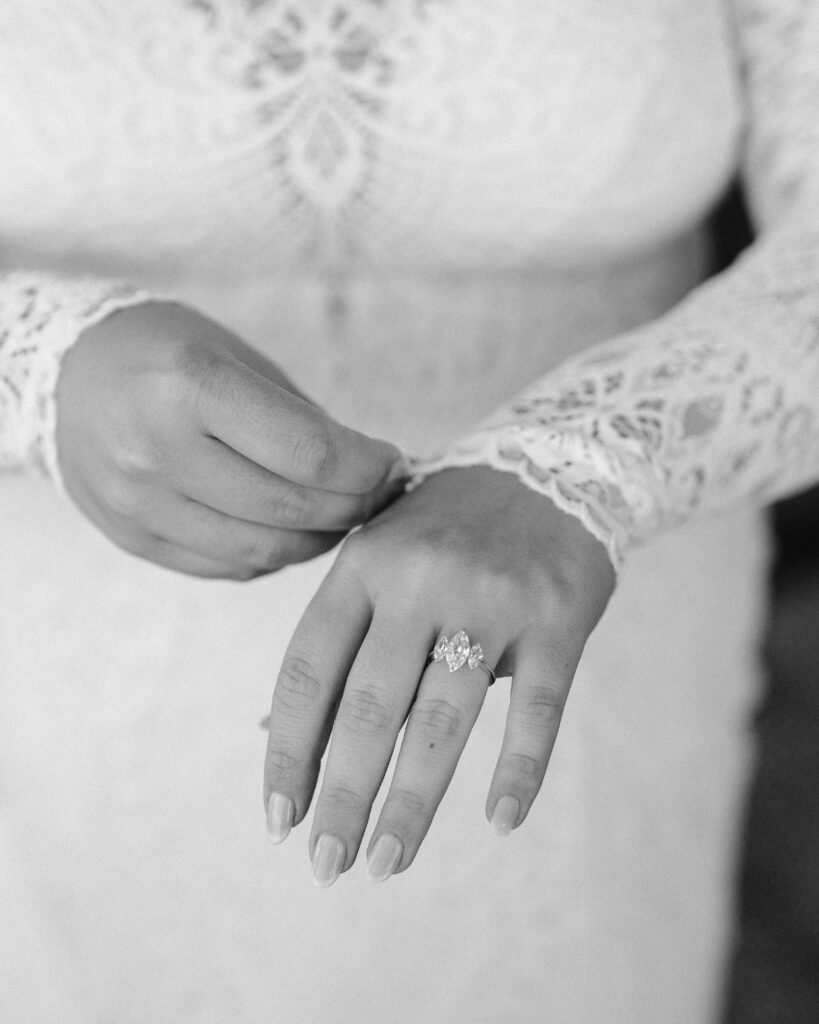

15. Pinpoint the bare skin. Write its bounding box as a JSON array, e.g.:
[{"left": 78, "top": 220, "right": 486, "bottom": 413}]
[
  {"left": 263, "top": 464, "right": 616, "bottom": 886},
  {"left": 55, "top": 298, "right": 616, "bottom": 885},
  {"left": 56, "top": 301, "right": 406, "bottom": 579}
]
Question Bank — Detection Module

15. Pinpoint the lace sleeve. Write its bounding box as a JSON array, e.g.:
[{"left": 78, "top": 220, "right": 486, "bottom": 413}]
[
  {"left": 406, "top": 0, "right": 819, "bottom": 574},
  {"left": 0, "top": 273, "right": 152, "bottom": 491}
]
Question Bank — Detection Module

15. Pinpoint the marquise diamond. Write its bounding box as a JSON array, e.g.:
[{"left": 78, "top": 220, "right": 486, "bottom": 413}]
[
  {"left": 445, "top": 630, "right": 471, "bottom": 673},
  {"left": 432, "top": 635, "right": 449, "bottom": 662},
  {"left": 431, "top": 630, "right": 490, "bottom": 677}
]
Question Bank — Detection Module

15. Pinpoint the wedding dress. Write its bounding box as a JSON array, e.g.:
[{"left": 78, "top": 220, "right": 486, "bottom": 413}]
[{"left": 1, "top": 2, "right": 817, "bottom": 1022}]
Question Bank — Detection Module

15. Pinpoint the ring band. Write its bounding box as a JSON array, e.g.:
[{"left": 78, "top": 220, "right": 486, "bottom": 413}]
[{"left": 426, "top": 630, "right": 497, "bottom": 686}]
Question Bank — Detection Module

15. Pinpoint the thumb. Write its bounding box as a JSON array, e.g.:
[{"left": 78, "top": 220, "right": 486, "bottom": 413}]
[{"left": 330, "top": 423, "right": 409, "bottom": 494}]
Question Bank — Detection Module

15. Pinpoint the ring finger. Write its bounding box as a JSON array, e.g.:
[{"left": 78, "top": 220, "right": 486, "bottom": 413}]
[{"left": 364, "top": 626, "right": 502, "bottom": 882}]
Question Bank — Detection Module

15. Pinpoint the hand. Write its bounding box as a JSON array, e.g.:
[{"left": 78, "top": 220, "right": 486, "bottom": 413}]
[
  {"left": 56, "top": 301, "right": 406, "bottom": 579},
  {"left": 262, "top": 465, "right": 616, "bottom": 885}
]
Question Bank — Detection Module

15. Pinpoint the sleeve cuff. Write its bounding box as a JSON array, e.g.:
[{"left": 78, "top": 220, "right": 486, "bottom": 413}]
[{"left": 0, "top": 273, "right": 155, "bottom": 491}]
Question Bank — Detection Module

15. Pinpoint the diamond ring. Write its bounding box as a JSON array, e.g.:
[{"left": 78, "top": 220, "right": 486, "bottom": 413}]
[{"left": 426, "top": 630, "right": 497, "bottom": 686}]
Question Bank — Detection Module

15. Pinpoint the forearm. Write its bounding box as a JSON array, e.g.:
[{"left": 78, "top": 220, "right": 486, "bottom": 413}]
[
  {"left": 408, "top": 0, "right": 819, "bottom": 574},
  {"left": 407, "top": 221, "right": 819, "bottom": 571}
]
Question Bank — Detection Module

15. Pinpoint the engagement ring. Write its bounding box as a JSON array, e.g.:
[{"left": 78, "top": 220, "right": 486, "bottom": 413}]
[{"left": 426, "top": 630, "right": 497, "bottom": 686}]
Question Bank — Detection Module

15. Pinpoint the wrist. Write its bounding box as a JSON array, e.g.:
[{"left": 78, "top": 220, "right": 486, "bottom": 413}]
[{"left": 408, "top": 463, "right": 617, "bottom": 610}]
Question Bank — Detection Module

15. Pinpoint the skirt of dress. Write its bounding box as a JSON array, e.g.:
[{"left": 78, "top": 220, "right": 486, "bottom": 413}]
[
  {"left": 0, "top": 478, "right": 770, "bottom": 1024},
  {"left": 0, "top": 255, "right": 770, "bottom": 1024}
]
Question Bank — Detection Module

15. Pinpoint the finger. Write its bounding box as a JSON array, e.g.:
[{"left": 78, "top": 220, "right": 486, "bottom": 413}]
[
  {"left": 135, "top": 538, "right": 257, "bottom": 579},
  {"left": 63, "top": 475, "right": 248, "bottom": 579},
  {"left": 485, "top": 631, "right": 583, "bottom": 835},
  {"left": 307, "top": 614, "right": 433, "bottom": 886},
  {"left": 215, "top": 333, "right": 313, "bottom": 404},
  {"left": 365, "top": 628, "right": 501, "bottom": 881},
  {"left": 149, "top": 495, "right": 344, "bottom": 573},
  {"left": 195, "top": 353, "right": 404, "bottom": 494},
  {"left": 263, "top": 559, "right": 372, "bottom": 839},
  {"left": 176, "top": 435, "right": 403, "bottom": 532}
]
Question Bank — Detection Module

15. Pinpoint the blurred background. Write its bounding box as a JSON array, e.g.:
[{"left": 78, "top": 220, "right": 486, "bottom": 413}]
[{"left": 713, "top": 185, "right": 819, "bottom": 1023}]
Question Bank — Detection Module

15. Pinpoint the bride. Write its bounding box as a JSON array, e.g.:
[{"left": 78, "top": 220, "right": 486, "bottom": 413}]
[{"left": 1, "top": 1, "right": 817, "bottom": 1021}]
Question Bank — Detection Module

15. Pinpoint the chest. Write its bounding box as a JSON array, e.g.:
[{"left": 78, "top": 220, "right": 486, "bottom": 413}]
[{"left": 0, "top": 0, "right": 742, "bottom": 273}]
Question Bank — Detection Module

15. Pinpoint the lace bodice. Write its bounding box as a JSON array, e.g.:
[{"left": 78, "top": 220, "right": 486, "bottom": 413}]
[
  {"left": 1, "top": 0, "right": 818, "bottom": 573},
  {"left": 0, "top": 1, "right": 739, "bottom": 275}
]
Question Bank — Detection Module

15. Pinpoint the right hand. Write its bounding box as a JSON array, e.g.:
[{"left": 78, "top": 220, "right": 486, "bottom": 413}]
[{"left": 55, "top": 300, "right": 407, "bottom": 579}]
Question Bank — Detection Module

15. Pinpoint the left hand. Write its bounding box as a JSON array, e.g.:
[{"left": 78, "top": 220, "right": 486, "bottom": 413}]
[{"left": 262, "top": 465, "right": 616, "bottom": 885}]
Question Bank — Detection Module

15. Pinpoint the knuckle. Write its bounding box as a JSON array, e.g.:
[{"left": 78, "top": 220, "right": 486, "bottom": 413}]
[
  {"left": 410, "top": 698, "right": 464, "bottom": 741},
  {"left": 105, "top": 476, "right": 143, "bottom": 518},
  {"left": 160, "top": 330, "right": 206, "bottom": 385},
  {"left": 270, "top": 485, "right": 309, "bottom": 528},
  {"left": 389, "top": 787, "right": 428, "bottom": 818},
  {"left": 291, "top": 425, "right": 336, "bottom": 483},
  {"left": 165, "top": 328, "right": 213, "bottom": 379},
  {"left": 337, "top": 687, "right": 394, "bottom": 737},
  {"left": 176, "top": 341, "right": 230, "bottom": 411},
  {"left": 469, "top": 561, "right": 532, "bottom": 609},
  {"left": 329, "top": 531, "right": 376, "bottom": 591},
  {"left": 330, "top": 493, "right": 366, "bottom": 532},
  {"left": 406, "top": 532, "right": 448, "bottom": 573},
  {"left": 265, "top": 747, "right": 304, "bottom": 776},
  {"left": 361, "top": 536, "right": 442, "bottom": 609},
  {"left": 514, "top": 686, "right": 565, "bottom": 730},
  {"left": 244, "top": 531, "right": 284, "bottom": 572},
  {"left": 274, "top": 655, "right": 324, "bottom": 714},
  {"left": 501, "top": 751, "right": 545, "bottom": 780},
  {"left": 403, "top": 531, "right": 463, "bottom": 588},
  {"left": 112, "top": 434, "right": 162, "bottom": 477},
  {"left": 321, "top": 783, "right": 365, "bottom": 814},
  {"left": 333, "top": 529, "right": 368, "bottom": 574}
]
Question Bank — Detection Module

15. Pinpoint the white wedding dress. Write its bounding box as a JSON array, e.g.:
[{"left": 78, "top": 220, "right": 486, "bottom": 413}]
[{"left": 1, "top": 2, "right": 818, "bottom": 1022}]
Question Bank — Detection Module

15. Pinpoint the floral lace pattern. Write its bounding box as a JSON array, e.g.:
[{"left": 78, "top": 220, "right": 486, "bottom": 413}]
[
  {"left": 1, "top": 0, "right": 819, "bottom": 581},
  {"left": 173, "top": 0, "right": 530, "bottom": 266},
  {"left": 0, "top": 1, "right": 738, "bottom": 274},
  {"left": 409, "top": 0, "right": 819, "bottom": 572}
]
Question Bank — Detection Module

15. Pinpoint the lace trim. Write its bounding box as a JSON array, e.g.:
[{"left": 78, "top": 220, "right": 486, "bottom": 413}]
[
  {"left": 0, "top": 274, "right": 153, "bottom": 491},
  {"left": 406, "top": 448, "right": 625, "bottom": 572}
]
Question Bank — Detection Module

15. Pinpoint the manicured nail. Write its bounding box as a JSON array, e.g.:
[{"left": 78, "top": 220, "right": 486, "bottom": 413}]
[
  {"left": 312, "top": 834, "right": 345, "bottom": 888},
  {"left": 491, "top": 796, "right": 520, "bottom": 836},
  {"left": 367, "top": 834, "right": 403, "bottom": 882},
  {"left": 266, "top": 792, "right": 294, "bottom": 845}
]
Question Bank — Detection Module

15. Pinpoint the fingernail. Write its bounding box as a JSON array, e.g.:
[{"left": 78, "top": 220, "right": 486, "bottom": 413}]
[
  {"left": 312, "top": 834, "right": 345, "bottom": 888},
  {"left": 266, "top": 792, "right": 294, "bottom": 845},
  {"left": 491, "top": 796, "right": 520, "bottom": 836},
  {"left": 385, "top": 454, "right": 411, "bottom": 486},
  {"left": 366, "top": 834, "right": 403, "bottom": 882}
]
